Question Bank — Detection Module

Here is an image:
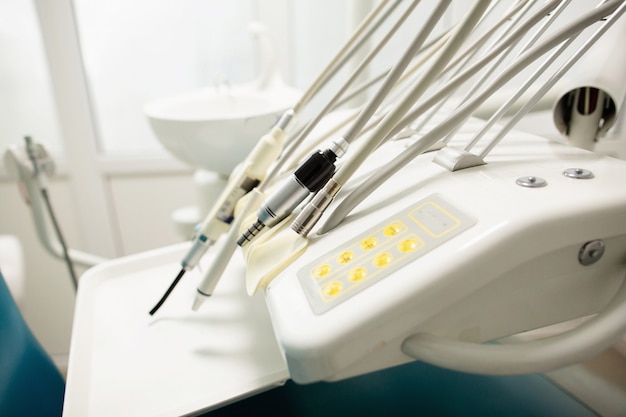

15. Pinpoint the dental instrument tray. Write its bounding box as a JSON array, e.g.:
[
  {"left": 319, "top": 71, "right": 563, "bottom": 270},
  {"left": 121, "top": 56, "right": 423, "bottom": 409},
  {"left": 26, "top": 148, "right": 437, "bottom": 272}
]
[{"left": 63, "top": 242, "right": 289, "bottom": 417}]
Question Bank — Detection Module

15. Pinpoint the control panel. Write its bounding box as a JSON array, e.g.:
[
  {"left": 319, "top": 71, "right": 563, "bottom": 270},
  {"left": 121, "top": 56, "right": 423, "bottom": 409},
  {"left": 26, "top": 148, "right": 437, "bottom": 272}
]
[{"left": 298, "top": 194, "right": 476, "bottom": 314}]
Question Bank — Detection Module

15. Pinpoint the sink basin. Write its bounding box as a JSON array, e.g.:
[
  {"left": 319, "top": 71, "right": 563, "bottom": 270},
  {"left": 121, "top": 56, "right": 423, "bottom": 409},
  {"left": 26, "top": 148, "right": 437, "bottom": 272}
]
[
  {"left": 144, "top": 84, "right": 301, "bottom": 175},
  {"left": 144, "top": 21, "right": 302, "bottom": 175}
]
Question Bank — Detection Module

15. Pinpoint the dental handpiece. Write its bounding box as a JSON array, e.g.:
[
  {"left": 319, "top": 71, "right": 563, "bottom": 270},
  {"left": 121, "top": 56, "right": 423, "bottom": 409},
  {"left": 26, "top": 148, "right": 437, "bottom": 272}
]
[
  {"left": 148, "top": 175, "right": 254, "bottom": 316},
  {"left": 148, "top": 174, "right": 255, "bottom": 316},
  {"left": 236, "top": 138, "right": 348, "bottom": 247},
  {"left": 148, "top": 111, "right": 293, "bottom": 315}
]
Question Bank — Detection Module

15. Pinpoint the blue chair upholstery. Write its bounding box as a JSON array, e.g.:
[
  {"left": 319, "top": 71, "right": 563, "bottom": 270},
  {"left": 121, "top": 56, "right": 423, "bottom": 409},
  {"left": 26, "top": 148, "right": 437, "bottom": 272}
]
[
  {"left": 0, "top": 270, "right": 65, "bottom": 417},
  {"left": 206, "top": 361, "right": 599, "bottom": 417}
]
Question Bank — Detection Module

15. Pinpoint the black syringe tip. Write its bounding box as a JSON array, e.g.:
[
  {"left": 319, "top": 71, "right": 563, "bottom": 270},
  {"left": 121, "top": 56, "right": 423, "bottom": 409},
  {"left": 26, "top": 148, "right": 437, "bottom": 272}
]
[{"left": 149, "top": 268, "right": 186, "bottom": 316}]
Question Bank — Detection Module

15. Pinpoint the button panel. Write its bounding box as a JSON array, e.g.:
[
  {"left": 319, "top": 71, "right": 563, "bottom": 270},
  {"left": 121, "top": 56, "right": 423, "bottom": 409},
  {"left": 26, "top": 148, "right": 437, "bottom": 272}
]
[{"left": 298, "top": 194, "right": 476, "bottom": 314}]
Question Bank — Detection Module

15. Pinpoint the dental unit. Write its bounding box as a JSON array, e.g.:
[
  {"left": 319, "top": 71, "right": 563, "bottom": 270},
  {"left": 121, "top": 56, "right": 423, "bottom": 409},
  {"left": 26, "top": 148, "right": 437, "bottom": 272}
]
[{"left": 8, "top": 1, "right": 626, "bottom": 415}]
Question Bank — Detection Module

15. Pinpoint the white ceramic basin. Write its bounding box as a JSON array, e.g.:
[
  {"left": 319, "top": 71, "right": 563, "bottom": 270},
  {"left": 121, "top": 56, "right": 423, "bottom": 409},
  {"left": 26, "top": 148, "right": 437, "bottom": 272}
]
[{"left": 145, "top": 84, "right": 300, "bottom": 175}]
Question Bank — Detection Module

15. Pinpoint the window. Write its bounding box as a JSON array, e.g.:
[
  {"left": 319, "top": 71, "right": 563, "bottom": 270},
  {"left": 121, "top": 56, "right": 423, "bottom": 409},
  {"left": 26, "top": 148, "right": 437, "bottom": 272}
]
[
  {"left": 0, "top": 0, "right": 63, "bottom": 158},
  {"left": 73, "top": 0, "right": 256, "bottom": 156}
]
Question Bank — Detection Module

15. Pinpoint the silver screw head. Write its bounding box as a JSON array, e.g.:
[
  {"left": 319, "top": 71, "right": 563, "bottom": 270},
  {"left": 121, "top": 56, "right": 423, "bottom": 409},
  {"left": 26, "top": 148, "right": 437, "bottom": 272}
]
[
  {"left": 563, "top": 168, "right": 594, "bottom": 179},
  {"left": 516, "top": 176, "right": 547, "bottom": 188},
  {"left": 578, "top": 240, "right": 605, "bottom": 266}
]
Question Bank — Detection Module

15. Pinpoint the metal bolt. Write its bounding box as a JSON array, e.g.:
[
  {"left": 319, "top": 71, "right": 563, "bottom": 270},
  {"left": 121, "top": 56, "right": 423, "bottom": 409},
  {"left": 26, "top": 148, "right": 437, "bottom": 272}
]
[
  {"left": 578, "top": 240, "right": 605, "bottom": 266},
  {"left": 516, "top": 176, "right": 547, "bottom": 188},
  {"left": 563, "top": 168, "right": 594, "bottom": 179}
]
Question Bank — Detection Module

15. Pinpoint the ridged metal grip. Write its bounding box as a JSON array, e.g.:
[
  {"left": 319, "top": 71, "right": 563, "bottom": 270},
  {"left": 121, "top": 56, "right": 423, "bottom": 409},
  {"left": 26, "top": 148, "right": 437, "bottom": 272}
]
[{"left": 237, "top": 219, "right": 266, "bottom": 247}]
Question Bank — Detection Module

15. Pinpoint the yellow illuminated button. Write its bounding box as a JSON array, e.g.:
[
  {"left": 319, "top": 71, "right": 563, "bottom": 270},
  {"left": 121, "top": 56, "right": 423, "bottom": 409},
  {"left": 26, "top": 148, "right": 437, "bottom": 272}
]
[
  {"left": 384, "top": 223, "right": 402, "bottom": 237},
  {"left": 314, "top": 264, "right": 332, "bottom": 277},
  {"left": 361, "top": 237, "right": 378, "bottom": 250},
  {"left": 348, "top": 267, "right": 367, "bottom": 282},
  {"left": 337, "top": 251, "right": 354, "bottom": 264},
  {"left": 324, "top": 281, "right": 343, "bottom": 296},
  {"left": 398, "top": 239, "right": 418, "bottom": 253},
  {"left": 373, "top": 253, "right": 393, "bottom": 267}
]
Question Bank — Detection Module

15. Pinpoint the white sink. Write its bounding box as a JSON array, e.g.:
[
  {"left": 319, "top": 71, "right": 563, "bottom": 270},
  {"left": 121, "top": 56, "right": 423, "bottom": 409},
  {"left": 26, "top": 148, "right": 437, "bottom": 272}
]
[
  {"left": 144, "top": 22, "right": 301, "bottom": 175},
  {"left": 144, "top": 84, "right": 300, "bottom": 175}
]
